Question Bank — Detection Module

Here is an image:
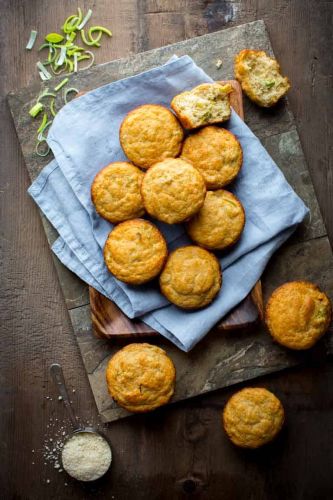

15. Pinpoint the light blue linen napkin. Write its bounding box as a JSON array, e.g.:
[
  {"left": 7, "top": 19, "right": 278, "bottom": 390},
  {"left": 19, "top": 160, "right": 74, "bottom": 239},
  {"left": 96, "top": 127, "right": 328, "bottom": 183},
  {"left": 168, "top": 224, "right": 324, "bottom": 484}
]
[{"left": 28, "top": 55, "right": 308, "bottom": 351}]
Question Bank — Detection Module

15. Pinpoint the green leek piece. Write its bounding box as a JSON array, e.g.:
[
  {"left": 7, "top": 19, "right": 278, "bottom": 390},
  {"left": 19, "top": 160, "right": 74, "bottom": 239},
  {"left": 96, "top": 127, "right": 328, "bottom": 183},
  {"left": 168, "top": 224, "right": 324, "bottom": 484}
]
[
  {"left": 29, "top": 102, "right": 44, "bottom": 118},
  {"left": 35, "top": 140, "right": 50, "bottom": 157},
  {"left": 64, "top": 87, "right": 79, "bottom": 104},
  {"left": 50, "top": 99, "right": 57, "bottom": 117},
  {"left": 80, "top": 29, "right": 100, "bottom": 47},
  {"left": 89, "top": 26, "right": 112, "bottom": 37},
  {"left": 26, "top": 30, "right": 38, "bottom": 50},
  {"left": 45, "top": 33, "right": 64, "bottom": 44},
  {"left": 37, "top": 61, "right": 52, "bottom": 80},
  {"left": 37, "top": 120, "right": 52, "bottom": 141},
  {"left": 77, "top": 50, "right": 94, "bottom": 70},
  {"left": 77, "top": 8, "right": 92, "bottom": 30},
  {"left": 264, "top": 80, "right": 275, "bottom": 88},
  {"left": 54, "top": 77, "right": 69, "bottom": 92},
  {"left": 37, "top": 113, "right": 48, "bottom": 133}
]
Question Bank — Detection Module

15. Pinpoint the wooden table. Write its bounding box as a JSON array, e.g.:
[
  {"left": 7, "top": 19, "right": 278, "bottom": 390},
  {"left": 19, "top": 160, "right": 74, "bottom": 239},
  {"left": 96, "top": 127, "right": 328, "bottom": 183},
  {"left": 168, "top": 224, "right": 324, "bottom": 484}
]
[{"left": 1, "top": 1, "right": 332, "bottom": 498}]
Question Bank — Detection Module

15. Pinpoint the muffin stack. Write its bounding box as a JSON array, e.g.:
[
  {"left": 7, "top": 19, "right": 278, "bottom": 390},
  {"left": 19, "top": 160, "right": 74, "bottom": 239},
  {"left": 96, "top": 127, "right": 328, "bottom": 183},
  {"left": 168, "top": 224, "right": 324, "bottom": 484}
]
[{"left": 92, "top": 82, "right": 245, "bottom": 310}]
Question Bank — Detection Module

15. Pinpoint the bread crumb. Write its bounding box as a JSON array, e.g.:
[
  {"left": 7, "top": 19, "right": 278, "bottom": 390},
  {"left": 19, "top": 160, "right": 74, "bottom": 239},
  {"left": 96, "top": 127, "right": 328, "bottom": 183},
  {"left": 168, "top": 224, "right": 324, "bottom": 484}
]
[{"left": 216, "top": 59, "right": 223, "bottom": 69}]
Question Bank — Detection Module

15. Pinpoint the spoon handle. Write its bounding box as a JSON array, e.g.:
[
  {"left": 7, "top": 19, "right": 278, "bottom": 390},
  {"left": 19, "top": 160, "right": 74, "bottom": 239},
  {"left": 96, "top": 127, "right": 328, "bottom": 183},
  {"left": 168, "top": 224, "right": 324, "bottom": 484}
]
[{"left": 50, "top": 363, "right": 81, "bottom": 432}]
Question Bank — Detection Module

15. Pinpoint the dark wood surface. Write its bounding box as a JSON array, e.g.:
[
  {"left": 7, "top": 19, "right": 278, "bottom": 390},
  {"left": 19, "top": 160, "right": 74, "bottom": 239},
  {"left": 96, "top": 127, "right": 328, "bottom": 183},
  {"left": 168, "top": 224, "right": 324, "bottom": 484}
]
[
  {"left": 89, "top": 80, "right": 264, "bottom": 339},
  {"left": 1, "top": 1, "right": 332, "bottom": 499}
]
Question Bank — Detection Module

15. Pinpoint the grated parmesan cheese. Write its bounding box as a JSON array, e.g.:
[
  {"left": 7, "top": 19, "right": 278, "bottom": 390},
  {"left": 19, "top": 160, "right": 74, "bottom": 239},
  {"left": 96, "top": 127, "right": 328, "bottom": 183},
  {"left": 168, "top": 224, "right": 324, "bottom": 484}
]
[{"left": 61, "top": 432, "right": 112, "bottom": 481}]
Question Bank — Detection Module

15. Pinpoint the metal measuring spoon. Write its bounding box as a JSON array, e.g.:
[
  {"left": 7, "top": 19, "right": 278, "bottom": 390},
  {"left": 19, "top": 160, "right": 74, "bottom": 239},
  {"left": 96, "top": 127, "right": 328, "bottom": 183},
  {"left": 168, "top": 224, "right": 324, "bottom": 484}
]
[{"left": 50, "top": 363, "right": 112, "bottom": 481}]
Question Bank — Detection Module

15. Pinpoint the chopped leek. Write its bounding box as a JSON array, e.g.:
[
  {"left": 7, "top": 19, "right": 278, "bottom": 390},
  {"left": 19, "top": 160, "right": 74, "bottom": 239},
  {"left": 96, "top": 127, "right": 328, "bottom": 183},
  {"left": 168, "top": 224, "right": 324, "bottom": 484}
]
[
  {"left": 37, "top": 61, "right": 52, "bottom": 80},
  {"left": 45, "top": 33, "right": 64, "bottom": 44},
  {"left": 26, "top": 30, "right": 38, "bottom": 50},
  {"left": 35, "top": 141, "right": 50, "bottom": 157},
  {"left": 39, "top": 71, "right": 49, "bottom": 81},
  {"left": 264, "top": 80, "right": 275, "bottom": 88},
  {"left": 77, "top": 8, "right": 92, "bottom": 30},
  {"left": 50, "top": 99, "right": 57, "bottom": 117},
  {"left": 54, "top": 77, "right": 69, "bottom": 91},
  {"left": 56, "top": 45, "right": 67, "bottom": 67},
  {"left": 74, "top": 52, "right": 78, "bottom": 72},
  {"left": 37, "top": 120, "right": 52, "bottom": 141},
  {"left": 89, "top": 26, "right": 112, "bottom": 37},
  {"left": 64, "top": 87, "right": 79, "bottom": 104},
  {"left": 80, "top": 29, "right": 100, "bottom": 47},
  {"left": 37, "top": 113, "right": 48, "bottom": 133},
  {"left": 77, "top": 50, "right": 94, "bottom": 70},
  {"left": 29, "top": 102, "right": 44, "bottom": 117}
]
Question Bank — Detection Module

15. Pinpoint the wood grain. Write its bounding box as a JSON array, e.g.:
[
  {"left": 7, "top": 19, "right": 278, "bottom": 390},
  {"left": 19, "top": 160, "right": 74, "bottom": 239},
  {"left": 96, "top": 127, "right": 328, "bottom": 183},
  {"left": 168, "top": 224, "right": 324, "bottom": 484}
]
[
  {"left": 89, "top": 79, "right": 264, "bottom": 339},
  {"left": 1, "top": 1, "right": 333, "bottom": 499}
]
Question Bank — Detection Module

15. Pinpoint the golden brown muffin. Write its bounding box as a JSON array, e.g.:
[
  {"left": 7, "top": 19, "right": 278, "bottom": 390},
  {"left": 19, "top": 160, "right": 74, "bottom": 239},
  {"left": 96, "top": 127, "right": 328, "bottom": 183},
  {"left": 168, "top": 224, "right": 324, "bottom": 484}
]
[
  {"left": 106, "top": 343, "right": 176, "bottom": 413},
  {"left": 222, "top": 387, "right": 284, "bottom": 448},
  {"left": 104, "top": 219, "right": 167, "bottom": 285},
  {"left": 141, "top": 158, "right": 206, "bottom": 224},
  {"left": 159, "top": 246, "right": 221, "bottom": 309},
  {"left": 186, "top": 190, "right": 245, "bottom": 250},
  {"left": 119, "top": 104, "right": 184, "bottom": 169},
  {"left": 265, "top": 281, "right": 332, "bottom": 350},
  {"left": 181, "top": 126, "right": 242, "bottom": 190},
  {"left": 171, "top": 83, "right": 233, "bottom": 129},
  {"left": 91, "top": 162, "right": 145, "bottom": 224},
  {"left": 234, "top": 49, "right": 290, "bottom": 107}
]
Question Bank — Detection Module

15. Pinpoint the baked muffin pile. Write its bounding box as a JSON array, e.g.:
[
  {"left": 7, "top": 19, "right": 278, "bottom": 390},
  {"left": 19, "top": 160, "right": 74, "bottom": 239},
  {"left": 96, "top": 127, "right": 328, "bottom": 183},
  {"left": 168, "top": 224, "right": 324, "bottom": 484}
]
[
  {"left": 90, "top": 51, "right": 332, "bottom": 422},
  {"left": 92, "top": 82, "right": 246, "bottom": 311}
]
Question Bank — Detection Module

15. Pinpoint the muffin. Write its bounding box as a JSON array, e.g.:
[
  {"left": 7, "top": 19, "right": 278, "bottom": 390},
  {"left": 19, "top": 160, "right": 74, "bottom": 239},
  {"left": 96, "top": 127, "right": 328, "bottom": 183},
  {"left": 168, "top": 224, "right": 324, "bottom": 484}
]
[
  {"left": 234, "top": 49, "right": 290, "bottom": 107},
  {"left": 186, "top": 190, "right": 245, "bottom": 250},
  {"left": 222, "top": 387, "right": 284, "bottom": 448},
  {"left": 141, "top": 158, "right": 206, "bottom": 224},
  {"left": 159, "top": 246, "right": 221, "bottom": 309},
  {"left": 91, "top": 162, "right": 145, "bottom": 223},
  {"left": 104, "top": 219, "right": 167, "bottom": 285},
  {"left": 265, "top": 281, "right": 332, "bottom": 350},
  {"left": 106, "top": 343, "right": 176, "bottom": 413},
  {"left": 181, "top": 126, "right": 242, "bottom": 189},
  {"left": 119, "top": 104, "right": 184, "bottom": 169},
  {"left": 171, "top": 83, "right": 233, "bottom": 129}
]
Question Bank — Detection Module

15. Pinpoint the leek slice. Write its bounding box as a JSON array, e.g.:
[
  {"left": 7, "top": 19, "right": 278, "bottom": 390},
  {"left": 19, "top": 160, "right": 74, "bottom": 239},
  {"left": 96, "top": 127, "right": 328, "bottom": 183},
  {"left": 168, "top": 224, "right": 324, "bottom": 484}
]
[
  {"left": 29, "top": 102, "right": 44, "bottom": 117},
  {"left": 64, "top": 87, "right": 79, "bottom": 104},
  {"left": 45, "top": 33, "right": 64, "bottom": 44},
  {"left": 37, "top": 61, "right": 52, "bottom": 80},
  {"left": 35, "top": 140, "right": 50, "bottom": 157},
  {"left": 77, "top": 9, "right": 92, "bottom": 30},
  {"left": 54, "top": 77, "right": 69, "bottom": 92},
  {"left": 37, "top": 113, "right": 48, "bottom": 133},
  {"left": 80, "top": 29, "right": 100, "bottom": 47},
  {"left": 26, "top": 30, "right": 38, "bottom": 50}
]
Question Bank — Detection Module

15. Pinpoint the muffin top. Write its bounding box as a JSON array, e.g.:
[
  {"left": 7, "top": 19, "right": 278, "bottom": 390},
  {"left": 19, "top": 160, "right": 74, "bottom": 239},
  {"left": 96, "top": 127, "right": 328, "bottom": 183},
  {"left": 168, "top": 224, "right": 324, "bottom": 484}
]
[
  {"left": 265, "top": 281, "right": 332, "bottom": 350},
  {"left": 141, "top": 158, "right": 206, "bottom": 224},
  {"left": 181, "top": 126, "right": 242, "bottom": 189},
  {"left": 119, "top": 104, "right": 184, "bottom": 169},
  {"left": 159, "top": 245, "right": 221, "bottom": 309},
  {"left": 91, "top": 162, "right": 145, "bottom": 223},
  {"left": 104, "top": 219, "right": 167, "bottom": 285},
  {"left": 234, "top": 49, "right": 290, "bottom": 108},
  {"left": 186, "top": 190, "right": 245, "bottom": 250},
  {"left": 106, "top": 343, "right": 176, "bottom": 413},
  {"left": 222, "top": 387, "right": 284, "bottom": 448}
]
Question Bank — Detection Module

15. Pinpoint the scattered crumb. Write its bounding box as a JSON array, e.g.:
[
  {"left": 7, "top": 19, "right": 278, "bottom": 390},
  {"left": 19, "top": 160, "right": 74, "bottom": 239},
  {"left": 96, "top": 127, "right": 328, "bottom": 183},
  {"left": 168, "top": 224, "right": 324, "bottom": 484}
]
[
  {"left": 72, "top": 389, "right": 76, "bottom": 393},
  {"left": 216, "top": 59, "right": 223, "bottom": 69},
  {"left": 58, "top": 396, "right": 63, "bottom": 401},
  {"left": 46, "top": 479, "right": 50, "bottom": 484}
]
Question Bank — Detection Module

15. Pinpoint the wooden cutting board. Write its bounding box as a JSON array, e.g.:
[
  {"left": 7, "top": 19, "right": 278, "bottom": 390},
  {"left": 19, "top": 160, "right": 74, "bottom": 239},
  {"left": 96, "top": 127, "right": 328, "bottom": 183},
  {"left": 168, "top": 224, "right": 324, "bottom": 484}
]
[{"left": 89, "top": 80, "right": 265, "bottom": 339}]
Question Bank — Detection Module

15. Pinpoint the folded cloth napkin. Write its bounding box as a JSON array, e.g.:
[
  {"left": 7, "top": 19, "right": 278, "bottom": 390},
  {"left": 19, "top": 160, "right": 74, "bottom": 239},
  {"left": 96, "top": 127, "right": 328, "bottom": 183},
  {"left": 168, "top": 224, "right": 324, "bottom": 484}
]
[{"left": 28, "top": 55, "right": 308, "bottom": 351}]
